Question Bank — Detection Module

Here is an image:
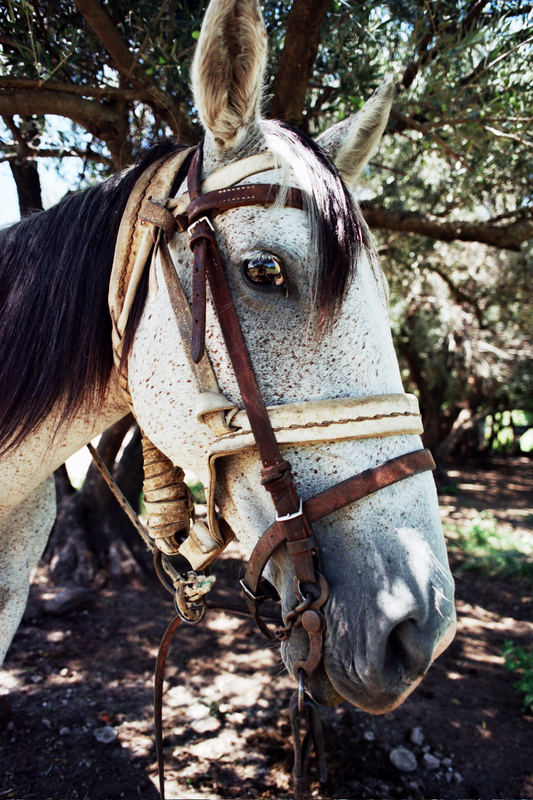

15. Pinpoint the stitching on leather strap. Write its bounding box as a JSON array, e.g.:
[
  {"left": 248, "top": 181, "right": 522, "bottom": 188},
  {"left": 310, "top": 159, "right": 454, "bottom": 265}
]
[{"left": 187, "top": 184, "right": 304, "bottom": 221}]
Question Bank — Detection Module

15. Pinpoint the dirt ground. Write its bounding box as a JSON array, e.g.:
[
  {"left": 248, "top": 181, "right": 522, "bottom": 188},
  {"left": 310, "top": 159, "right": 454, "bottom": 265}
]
[{"left": 1, "top": 457, "right": 532, "bottom": 800}]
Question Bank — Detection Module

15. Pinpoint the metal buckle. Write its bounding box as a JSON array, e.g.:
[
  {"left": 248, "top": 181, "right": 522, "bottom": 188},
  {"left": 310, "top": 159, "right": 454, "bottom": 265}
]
[
  {"left": 239, "top": 578, "right": 262, "bottom": 604},
  {"left": 187, "top": 215, "right": 215, "bottom": 237},
  {"left": 276, "top": 498, "right": 303, "bottom": 522}
]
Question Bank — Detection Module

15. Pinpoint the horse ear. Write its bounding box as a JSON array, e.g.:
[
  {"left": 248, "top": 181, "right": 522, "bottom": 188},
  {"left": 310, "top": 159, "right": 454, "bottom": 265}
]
[
  {"left": 317, "top": 78, "right": 396, "bottom": 187},
  {"left": 191, "top": 0, "right": 267, "bottom": 152}
]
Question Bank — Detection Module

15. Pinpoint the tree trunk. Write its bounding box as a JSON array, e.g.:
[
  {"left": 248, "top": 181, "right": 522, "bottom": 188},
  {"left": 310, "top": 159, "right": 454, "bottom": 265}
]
[
  {"left": 9, "top": 159, "right": 43, "bottom": 217},
  {"left": 270, "top": 0, "right": 331, "bottom": 128},
  {"left": 46, "top": 416, "right": 150, "bottom": 588},
  {"left": 435, "top": 409, "right": 488, "bottom": 464},
  {"left": 396, "top": 323, "right": 460, "bottom": 482}
]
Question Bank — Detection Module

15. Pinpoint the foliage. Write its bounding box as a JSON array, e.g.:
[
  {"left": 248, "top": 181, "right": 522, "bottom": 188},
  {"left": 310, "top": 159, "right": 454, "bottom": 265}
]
[
  {"left": 484, "top": 410, "right": 533, "bottom": 453},
  {"left": 388, "top": 235, "right": 532, "bottom": 439},
  {"left": 187, "top": 480, "right": 207, "bottom": 505},
  {"left": 447, "top": 511, "right": 533, "bottom": 582},
  {"left": 502, "top": 640, "right": 533, "bottom": 715}
]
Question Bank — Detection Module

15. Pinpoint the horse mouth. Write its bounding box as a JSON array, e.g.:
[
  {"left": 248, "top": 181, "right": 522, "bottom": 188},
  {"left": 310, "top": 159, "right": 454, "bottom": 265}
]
[
  {"left": 282, "top": 613, "right": 457, "bottom": 713},
  {"left": 312, "top": 620, "right": 456, "bottom": 713},
  {"left": 280, "top": 633, "right": 416, "bottom": 712},
  {"left": 301, "top": 660, "right": 345, "bottom": 707},
  {"left": 290, "top": 655, "right": 415, "bottom": 712},
  {"left": 320, "top": 660, "right": 425, "bottom": 713}
]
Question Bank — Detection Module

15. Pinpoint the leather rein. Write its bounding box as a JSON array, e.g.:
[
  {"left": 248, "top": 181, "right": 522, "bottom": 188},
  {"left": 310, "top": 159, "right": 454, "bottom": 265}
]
[{"left": 110, "top": 142, "right": 436, "bottom": 798}]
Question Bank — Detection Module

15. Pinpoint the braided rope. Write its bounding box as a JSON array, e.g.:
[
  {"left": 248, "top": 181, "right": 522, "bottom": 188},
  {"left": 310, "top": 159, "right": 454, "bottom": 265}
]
[{"left": 142, "top": 437, "right": 194, "bottom": 556}]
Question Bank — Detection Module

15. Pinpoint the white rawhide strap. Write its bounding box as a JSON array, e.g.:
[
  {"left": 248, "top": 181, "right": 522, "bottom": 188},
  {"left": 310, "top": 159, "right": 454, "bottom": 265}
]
[
  {"left": 203, "top": 393, "right": 423, "bottom": 541},
  {"left": 109, "top": 148, "right": 193, "bottom": 377},
  {"left": 108, "top": 149, "right": 427, "bottom": 571},
  {"left": 109, "top": 148, "right": 204, "bottom": 558}
]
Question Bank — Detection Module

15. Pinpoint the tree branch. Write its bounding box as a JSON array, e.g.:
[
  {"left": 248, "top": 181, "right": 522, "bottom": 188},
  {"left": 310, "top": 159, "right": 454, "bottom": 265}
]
[
  {"left": 361, "top": 202, "right": 533, "bottom": 251},
  {"left": 426, "top": 264, "right": 485, "bottom": 326},
  {"left": 72, "top": 0, "right": 141, "bottom": 77},
  {"left": 400, "top": 0, "right": 491, "bottom": 91},
  {"left": 389, "top": 108, "right": 473, "bottom": 171},
  {"left": 0, "top": 145, "right": 111, "bottom": 167},
  {"left": 269, "top": 0, "right": 331, "bottom": 127},
  {"left": 483, "top": 124, "right": 533, "bottom": 148},
  {"left": 0, "top": 89, "right": 119, "bottom": 135},
  {"left": 456, "top": 28, "right": 533, "bottom": 93},
  {"left": 73, "top": 0, "right": 195, "bottom": 142},
  {"left": 2, "top": 115, "right": 28, "bottom": 153},
  {"left": 0, "top": 88, "right": 133, "bottom": 167},
  {"left": 0, "top": 76, "right": 142, "bottom": 101}
]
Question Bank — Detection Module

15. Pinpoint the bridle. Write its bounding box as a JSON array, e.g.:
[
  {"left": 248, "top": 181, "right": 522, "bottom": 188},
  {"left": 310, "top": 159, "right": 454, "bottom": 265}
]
[
  {"left": 105, "top": 142, "right": 436, "bottom": 798},
  {"left": 156, "top": 142, "right": 434, "bottom": 641}
]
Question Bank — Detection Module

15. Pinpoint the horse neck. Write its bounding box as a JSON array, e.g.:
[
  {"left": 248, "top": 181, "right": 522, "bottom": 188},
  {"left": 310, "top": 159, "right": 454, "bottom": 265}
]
[{"left": 0, "top": 372, "right": 129, "bottom": 520}]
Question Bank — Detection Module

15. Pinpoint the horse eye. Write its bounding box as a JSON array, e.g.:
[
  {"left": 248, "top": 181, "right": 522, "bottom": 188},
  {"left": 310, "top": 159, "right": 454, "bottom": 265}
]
[{"left": 242, "top": 254, "right": 286, "bottom": 291}]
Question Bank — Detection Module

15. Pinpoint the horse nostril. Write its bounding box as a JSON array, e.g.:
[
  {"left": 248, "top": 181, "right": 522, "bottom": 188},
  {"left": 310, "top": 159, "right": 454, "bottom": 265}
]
[{"left": 383, "top": 618, "right": 432, "bottom": 684}]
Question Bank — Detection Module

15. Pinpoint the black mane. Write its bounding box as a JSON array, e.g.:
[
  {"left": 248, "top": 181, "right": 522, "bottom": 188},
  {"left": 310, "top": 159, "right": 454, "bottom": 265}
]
[{"left": 0, "top": 141, "right": 184, "bottom": 455}]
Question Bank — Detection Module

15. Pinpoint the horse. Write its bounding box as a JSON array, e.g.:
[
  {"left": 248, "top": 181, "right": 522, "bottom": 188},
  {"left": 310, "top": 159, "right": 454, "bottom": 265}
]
[{"left": 0, "top": 0, "right": 455, "bottom": 721}]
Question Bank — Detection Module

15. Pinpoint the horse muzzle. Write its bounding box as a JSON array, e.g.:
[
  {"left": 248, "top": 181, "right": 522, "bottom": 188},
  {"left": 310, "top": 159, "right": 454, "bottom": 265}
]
[{"left": 282, "top": 599, "right": 456, "bottom": 713}]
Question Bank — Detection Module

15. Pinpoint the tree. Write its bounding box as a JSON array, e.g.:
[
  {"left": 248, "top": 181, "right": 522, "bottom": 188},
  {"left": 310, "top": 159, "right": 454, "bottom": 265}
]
[
  {"left": 49, "top": 416, "right": 147, "bottom": 587},
  {"left": 2, "top": 0, "right": 531, "bottom": 245},
  {"left": 1, "top": 0, "right": 531, "bottom": 581},
  {"left": 388, "top": 236, "right": 532, "bottom": 458}
]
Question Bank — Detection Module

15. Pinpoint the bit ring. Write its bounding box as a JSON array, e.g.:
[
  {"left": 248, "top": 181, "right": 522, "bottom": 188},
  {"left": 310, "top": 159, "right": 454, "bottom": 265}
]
[{"left": 297, "top": 669, "right": 306, "bottom": 713}]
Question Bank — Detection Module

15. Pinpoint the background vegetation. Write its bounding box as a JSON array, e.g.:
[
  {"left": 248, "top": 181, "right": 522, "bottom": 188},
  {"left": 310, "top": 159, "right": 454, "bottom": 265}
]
[{"left": 1, "top": 0, "right": 531, "bottom": 578}]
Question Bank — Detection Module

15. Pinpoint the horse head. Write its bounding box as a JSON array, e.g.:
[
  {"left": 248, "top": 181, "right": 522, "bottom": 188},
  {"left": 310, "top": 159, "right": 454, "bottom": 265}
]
[{"left": 126, "top": 0, "right": 456, "bottom": 713}]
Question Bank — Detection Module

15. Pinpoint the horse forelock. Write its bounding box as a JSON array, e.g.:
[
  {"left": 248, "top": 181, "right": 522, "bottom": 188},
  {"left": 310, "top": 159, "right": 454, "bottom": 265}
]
[
  {"left": 0, "top": 140, "right": 184, "bottom": 455},
  {"left": 261, "top": 120, "right": 373, "bottom": 330}
]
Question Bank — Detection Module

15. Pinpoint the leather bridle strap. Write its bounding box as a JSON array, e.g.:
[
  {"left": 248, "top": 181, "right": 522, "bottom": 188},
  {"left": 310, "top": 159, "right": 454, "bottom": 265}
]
[
  {"left": 154, "top": 615, "right": 181, "bottom": 800},
  {"left": 186, "top": 146, "right": 318, "bottom": 585},
  {"left": 184, "top": 183, "right": 304, "bottom": 223},
  {"left": 240, "top": 448, "right": 436, "bottom": 637}
]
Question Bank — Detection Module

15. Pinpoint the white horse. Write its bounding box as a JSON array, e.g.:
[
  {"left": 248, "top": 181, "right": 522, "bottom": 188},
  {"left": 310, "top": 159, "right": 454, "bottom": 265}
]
[{"left": 0, "top": 0, "right": 455, "bottom": 714}]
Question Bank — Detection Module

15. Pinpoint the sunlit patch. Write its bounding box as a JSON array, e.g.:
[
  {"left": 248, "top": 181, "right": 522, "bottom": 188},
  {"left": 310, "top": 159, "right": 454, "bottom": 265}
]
[
  {"left": 206, "top": 613, "right": 242, "bottom": 632},
  {"left": 396, "top": 527, "right": 435, "bottom": 591},
  {"left": 46, "top": 630, "right": 67, "bottom": 643},
  {"left": 116, "top": 721, "right": 153, "bottom": 758},
  {"left": 376, "top": 578, "right": 417, "bottom": 622},
  {"left": 0, "top": 671, "right": 20, "bottom": 691}
]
